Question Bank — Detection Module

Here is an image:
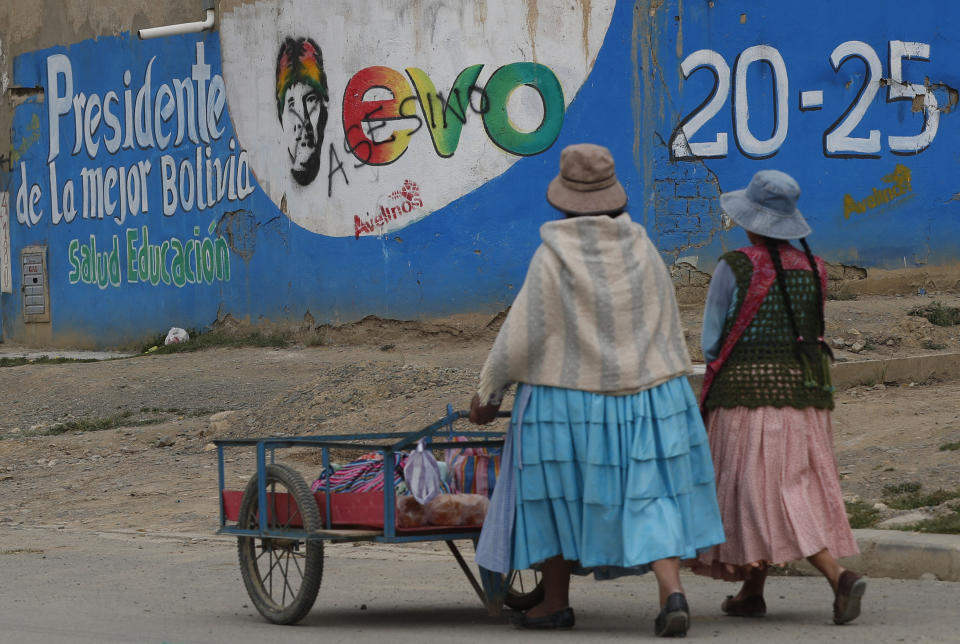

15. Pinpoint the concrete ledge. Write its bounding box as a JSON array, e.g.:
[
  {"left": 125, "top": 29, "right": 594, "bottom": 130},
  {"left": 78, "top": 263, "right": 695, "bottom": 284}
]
[
  {"left": 787, "top": 529, "right": 960, "bottom": 581},
  {"left": 830, "top": 352, "right": 960, "bottom": 388},
  {"left": 687, "top": 351, "right": 960, "bottom": 392}
]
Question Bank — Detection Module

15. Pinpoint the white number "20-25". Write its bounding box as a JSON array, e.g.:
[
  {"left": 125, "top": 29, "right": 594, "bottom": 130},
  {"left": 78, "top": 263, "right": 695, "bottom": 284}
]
[{"left": 671, "top": 41, "right": 938, "bottom": 160}]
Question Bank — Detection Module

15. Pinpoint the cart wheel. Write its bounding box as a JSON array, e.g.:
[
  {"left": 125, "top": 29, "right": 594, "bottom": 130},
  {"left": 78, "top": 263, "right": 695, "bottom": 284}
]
[
  {"left": 503, "top": 569, "right": 545, "bottom": 611},
  {"left": 237, "top": 463, "right": 323, "bottom": 625}
]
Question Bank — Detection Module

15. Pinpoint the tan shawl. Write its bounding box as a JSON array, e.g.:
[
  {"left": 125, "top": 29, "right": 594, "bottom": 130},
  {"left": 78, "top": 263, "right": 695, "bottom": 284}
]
[{"left": 477, "top": 213, "right": 692, "bottom": 402}]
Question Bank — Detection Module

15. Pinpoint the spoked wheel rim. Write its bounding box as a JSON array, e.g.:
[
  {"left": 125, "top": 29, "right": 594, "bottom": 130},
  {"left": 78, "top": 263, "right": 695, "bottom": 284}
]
[
  {"left": 237, "top": 463, "right": 323, "bottom": 625},
  {"left": 504, "top": 568, "right": 545, "bottom": 611}
]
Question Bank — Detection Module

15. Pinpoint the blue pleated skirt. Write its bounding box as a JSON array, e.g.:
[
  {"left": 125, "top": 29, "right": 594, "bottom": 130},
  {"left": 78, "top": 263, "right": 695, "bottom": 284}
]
[{"left": 511, "top": 377, "right": 725, "bottom": 573}]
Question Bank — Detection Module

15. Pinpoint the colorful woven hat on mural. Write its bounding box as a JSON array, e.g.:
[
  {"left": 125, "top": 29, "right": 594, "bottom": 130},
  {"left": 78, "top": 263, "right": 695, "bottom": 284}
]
[
  {"left": 546, "top": 143, "right": 628, "bottom": 215},
  {"left": 720, "top": 169, "right": 812, "bottom": 240}
]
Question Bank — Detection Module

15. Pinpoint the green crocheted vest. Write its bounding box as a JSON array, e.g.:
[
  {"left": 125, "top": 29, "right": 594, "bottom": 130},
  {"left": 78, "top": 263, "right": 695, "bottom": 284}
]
[{"left": 705, "top": 250, "right": 835, "bottom": 411}]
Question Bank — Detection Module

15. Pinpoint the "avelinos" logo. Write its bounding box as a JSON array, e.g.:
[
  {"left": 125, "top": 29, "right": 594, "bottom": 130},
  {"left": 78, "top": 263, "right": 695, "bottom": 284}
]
[
  {"left": 353, "top": 180, "right": 423, "bottom": 239},
  {"left": 843, "top": 164, "right": 912, "bottom": 219}
]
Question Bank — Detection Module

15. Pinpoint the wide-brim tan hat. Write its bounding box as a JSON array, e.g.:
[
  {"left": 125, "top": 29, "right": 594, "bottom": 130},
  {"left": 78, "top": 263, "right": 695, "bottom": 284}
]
[{"left": 547, "top": 143, "right": 627, "bottom": 215}]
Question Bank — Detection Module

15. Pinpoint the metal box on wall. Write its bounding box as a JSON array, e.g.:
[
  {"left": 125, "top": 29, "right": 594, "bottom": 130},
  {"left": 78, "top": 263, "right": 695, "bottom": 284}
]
[{"left": 21, "top": 245, "right": 50, "bottom": 324}]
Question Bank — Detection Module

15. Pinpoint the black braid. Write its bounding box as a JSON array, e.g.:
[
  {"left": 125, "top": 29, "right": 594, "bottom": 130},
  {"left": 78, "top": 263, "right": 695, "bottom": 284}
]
[
  {"left": 799, "top": 238, "right": 825, "bottom": 339},
  {"left": 765, "top": 239, "right": 803, "bottom": 342}
]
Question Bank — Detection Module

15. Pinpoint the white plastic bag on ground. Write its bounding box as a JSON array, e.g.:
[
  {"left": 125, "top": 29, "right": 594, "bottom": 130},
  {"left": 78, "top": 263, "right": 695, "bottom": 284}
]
[
  {"left": 403, "top": 439, "right": 443, "bottom": 505},
  {"left": 164, "top": 327, "right": 190, "bottom": 345}
]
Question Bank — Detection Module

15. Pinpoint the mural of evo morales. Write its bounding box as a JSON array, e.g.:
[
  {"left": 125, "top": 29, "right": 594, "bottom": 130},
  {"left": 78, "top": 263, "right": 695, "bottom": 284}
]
[
  {"left": 220, "top": 0, "right": 616, "bottom": 237},
  {"left": 276, "top": 37, "right": 329, "bottom": 186}
]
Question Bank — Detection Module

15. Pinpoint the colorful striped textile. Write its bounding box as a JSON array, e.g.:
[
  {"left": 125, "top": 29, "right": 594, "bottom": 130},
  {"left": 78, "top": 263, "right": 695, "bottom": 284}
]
[
  {"left": 311, "top": 452, "right": 408, "bottom": 494},
  {"left": 446, "top": 437, "right": 501, "bottom": 497}
]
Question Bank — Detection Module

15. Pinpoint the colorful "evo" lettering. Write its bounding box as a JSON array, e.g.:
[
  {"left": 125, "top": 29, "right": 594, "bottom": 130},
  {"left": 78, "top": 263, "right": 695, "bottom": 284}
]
[{"left": 342, "top": 62, "right": 564, "bottom": 166}]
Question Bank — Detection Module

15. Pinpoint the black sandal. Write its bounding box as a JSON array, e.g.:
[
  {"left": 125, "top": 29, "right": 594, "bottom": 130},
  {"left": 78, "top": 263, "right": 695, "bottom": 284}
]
[
  {"left": 511, "top": 606, "right": 575, "bottom": 630},
  {"left": 654, "top": 593, "right": 690, "bottom": 638}
]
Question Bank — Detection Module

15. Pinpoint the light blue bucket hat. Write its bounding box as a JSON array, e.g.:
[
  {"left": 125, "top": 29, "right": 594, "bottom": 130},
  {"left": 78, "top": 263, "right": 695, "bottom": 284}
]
[{"left": 720, "top": 169, "right": 812, "bottom": 240}]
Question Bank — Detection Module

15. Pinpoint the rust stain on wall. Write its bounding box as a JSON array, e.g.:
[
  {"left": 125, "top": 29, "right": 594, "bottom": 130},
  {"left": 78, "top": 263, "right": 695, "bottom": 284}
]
[
  {"left": 526, "top": 0, "right": 539, "bottom": 62},
  {"left": 581, "top": 0, "right": 592, "bottom": 66},
  {"left": 632, "top": 0, "right": 667, "bottom": 229},
  {"left": 411, "top": 0, "right": 423, "bottom": 52},
  {"left": 675, "top": 0, "right": 683, "bottom": 62},
  {"left": 473, "top": 0, "right": 488, "bottom": 25}
]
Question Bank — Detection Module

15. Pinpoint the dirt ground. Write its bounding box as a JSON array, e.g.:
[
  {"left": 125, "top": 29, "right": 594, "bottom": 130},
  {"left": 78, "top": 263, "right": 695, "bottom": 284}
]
[{"left": 1, "top": 293, "right": 959, "bottom": 535}]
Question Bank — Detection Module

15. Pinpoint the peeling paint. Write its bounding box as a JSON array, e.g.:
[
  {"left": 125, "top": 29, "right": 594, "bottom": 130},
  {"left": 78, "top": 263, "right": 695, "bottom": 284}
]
[
  {"left": 8, "top": 85, "right": 43, "bottom": 107},
  {"left": 0, "top": 35, "right": 8, "bottom": 97},
  {"left": 216, "top": 209, "right": 258, "bottom": 261},
  {"left": 879, "top": 77, "right": 959, "bottom": 113},
  {"left": 825, "top": 262, "right": 868, "bottom": 282}
]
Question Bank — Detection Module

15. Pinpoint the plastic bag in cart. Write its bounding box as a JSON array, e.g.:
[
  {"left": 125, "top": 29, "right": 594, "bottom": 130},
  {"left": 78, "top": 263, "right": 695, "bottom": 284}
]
[{"left": 404, "top": 439, "right": 443, "bottom": 505}]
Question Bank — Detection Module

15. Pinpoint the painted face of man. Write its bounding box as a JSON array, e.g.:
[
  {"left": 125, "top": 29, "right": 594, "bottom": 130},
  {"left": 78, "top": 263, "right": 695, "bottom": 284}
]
[{"left": 281, "top": 81, "right": 327, "bottom": 185}]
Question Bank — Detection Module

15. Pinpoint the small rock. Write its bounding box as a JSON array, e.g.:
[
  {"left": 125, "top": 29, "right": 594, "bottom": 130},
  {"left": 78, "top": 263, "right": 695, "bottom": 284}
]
[
  {"left": 35, "top": 458, "right": 46, "bottom": 466},
  {"left": 848, "top": 328, "right": 862, "bottom": 337},
  {"left": 886, "top": 338, "right": 895, "bottom": 346},
  {"left": 873, "top": 502, "right": 889, "bottom": 511},
  {"left": 203, "top": 443, "right": 218, "bottom": 452},
  {"left": 832, "top": 337, "right": 846, "bottom": 349},
  {"left": 156, "top": 436, "right": 176, "bottom": 448},
  {"left": 47, "top": 459, "right": 58, "bottom": 467},
  {"left": 850, "top": 342, "right": 865, "bottom": 353},
  {"left": 920, "top": 572, "right": 939, "bottom": 581}
]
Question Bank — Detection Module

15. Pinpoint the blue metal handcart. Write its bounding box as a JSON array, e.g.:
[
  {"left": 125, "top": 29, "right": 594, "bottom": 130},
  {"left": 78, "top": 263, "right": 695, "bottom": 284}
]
[{"left": 215, "top": 407, "right": 542, "bottom": 625}]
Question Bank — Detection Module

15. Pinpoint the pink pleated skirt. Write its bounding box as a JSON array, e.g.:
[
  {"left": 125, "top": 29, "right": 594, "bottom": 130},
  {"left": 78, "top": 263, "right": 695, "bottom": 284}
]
[{"left": 691, "top": 405, "right": 858, "bottom": 581}]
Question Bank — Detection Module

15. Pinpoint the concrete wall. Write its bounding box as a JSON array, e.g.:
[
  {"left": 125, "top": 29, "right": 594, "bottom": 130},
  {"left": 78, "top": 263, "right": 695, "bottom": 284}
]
[{"left": 3, "top": 0, "right": 960, "bottom": 347}]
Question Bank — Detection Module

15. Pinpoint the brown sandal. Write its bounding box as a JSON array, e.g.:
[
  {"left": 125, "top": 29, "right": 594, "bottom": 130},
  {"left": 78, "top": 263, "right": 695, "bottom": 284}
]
[{"left": 721, "top": 594, "right": 767, "bottom": 617}]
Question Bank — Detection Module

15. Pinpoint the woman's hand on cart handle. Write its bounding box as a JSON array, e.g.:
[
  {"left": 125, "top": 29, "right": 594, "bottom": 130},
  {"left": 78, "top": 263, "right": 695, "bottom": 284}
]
[{"left": 469, "top": 393, "right": 501, "bottom": 425}]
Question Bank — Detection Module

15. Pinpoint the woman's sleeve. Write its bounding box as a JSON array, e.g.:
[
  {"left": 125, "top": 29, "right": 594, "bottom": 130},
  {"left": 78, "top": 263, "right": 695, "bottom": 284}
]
[{"left": 701, "top": 259, "right": 737, "bottom": 363}]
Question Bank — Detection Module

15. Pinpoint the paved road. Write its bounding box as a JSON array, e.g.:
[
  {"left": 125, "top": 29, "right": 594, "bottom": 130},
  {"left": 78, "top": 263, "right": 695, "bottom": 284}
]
[{"left": 1, "top": 526, "right": 957, "bottom": 643}]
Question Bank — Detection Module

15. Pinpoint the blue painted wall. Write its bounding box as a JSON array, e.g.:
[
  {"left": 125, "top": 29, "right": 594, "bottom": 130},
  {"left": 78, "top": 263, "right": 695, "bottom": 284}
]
[{"left": 4, "top": 1, "right": 959, "bottom": 346}]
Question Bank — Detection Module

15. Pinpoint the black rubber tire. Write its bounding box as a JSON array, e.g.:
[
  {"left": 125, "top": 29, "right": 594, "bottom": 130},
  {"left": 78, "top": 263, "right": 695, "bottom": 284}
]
[
  {"left": 237, "top": 463, "right": 323, "bottom": 625},
  {"left": 503, "top": 569, "right": 545, "bottom": 611}
]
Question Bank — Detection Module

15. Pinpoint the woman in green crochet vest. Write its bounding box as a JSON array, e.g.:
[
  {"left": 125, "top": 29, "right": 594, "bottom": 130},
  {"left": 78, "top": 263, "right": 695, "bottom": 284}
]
[{"left": 692, "top": 170, "right": 866, "bottom": 625}]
